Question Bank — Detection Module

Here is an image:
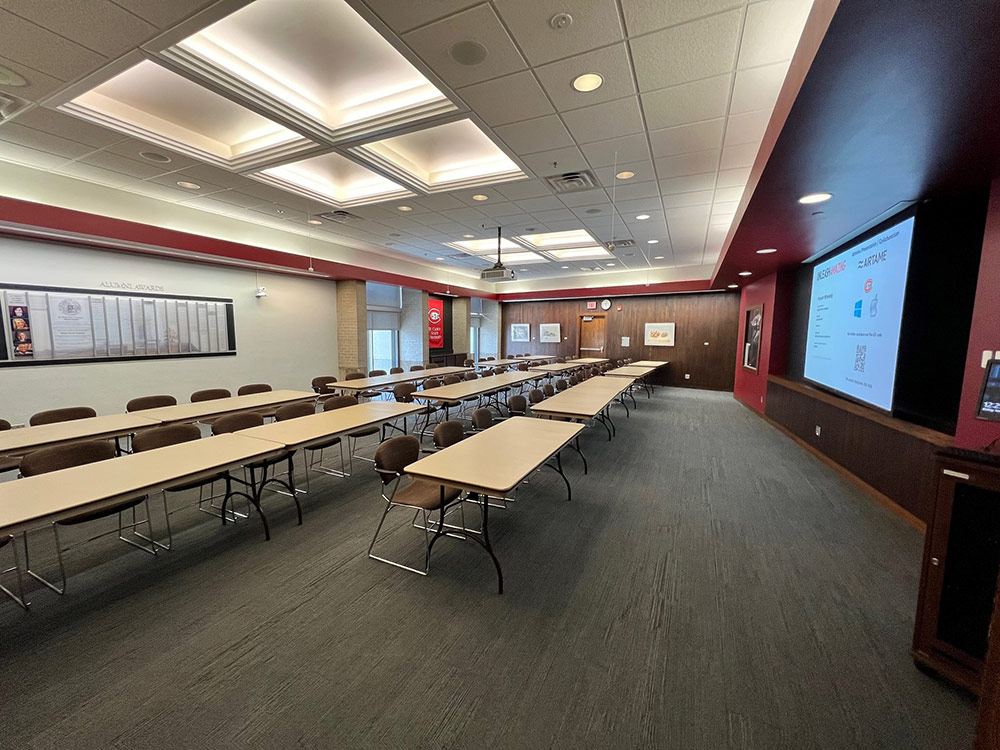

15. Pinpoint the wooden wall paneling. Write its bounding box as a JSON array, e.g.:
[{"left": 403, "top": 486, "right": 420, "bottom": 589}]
[{"left": 501, "top": 292, "right": 740, "bottom": 391}]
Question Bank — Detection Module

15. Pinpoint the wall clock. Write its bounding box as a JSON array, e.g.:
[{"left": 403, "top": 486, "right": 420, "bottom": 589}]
[{"left": 600, "top": 298, "right": 612, "bottom": 310}]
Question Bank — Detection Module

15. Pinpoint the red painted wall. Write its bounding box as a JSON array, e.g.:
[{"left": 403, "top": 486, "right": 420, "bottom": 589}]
[
  {"left": 733, "top": 271, "right": 793, "bottom": 413},
  {"left": 954, "top": 176, "right": 1000, "bottom": 450}
]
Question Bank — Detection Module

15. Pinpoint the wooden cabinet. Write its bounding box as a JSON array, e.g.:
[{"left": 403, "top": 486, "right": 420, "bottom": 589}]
[{"left": 912, "top": 453, "right": 1000, "bottom": 693}]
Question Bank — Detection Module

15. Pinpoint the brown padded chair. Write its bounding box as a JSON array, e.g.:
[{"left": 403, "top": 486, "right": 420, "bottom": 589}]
[
  {"left": 300, "top": 395, "right": 354, "bottom": 479},
  {"left": 367, "top": 435, "right": 462, "bottom": 576},
  {"left": 432, "top": 420, "right": 465, "bottom": 450},
  {"left": 528, "top": 389, "right": 545, "bottom": 407},
  {"left": 126, "top": 395, "right": 176, "bottom": 412},
  {"left": 345, "top": 371, "right": 379, "bottom": 401},
  {"left": 238, "top": 383, "right": 272, "bottom": 396},
  {"left": 393, "top": 383, "right": 434, "bottom": 436},
  {"left": 29, "top": 406, "right": 96, "bottom": 426},
  {"left": 389, "top": 367, "right": 404, "bottom": 374},
  {"left": 409, "top": 365, "right": 425, "bottom": 372},
  {"left": 508, "top": 394, "right": 527, "bottom": 417},
  {"left": 275, "top": 402, "right": 315, "bottom": 421},
  {"left": 442, "top": 375, "right": 461, "bottom": 385},
  {"left": 191, "top": 388, "right": 231, "bottom": 403},
  {"left": 555, "top": 379, "right": 569, "bottom": 392},
  {"left": 19, "top": 439, "right": 147, "bottom": 595},
  {"left": 0, "top": 418, "right": 21, "bottom": 476},
  {"left": 311, "top": 375, "right": 338, "bottom": 394},
  {"left": 470, "top": 408, "right": 493, "bottom": 431},
  {"left": 543, "top": 383, "right": 555, "bottom": 397}
]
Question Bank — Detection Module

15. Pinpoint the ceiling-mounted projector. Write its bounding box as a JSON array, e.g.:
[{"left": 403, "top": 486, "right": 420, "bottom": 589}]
[{"left": 480, "top": 226, "right": 515, "bottom": 281}]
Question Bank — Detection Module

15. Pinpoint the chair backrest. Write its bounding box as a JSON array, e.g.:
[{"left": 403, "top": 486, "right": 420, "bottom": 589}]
[
  {"left": 191, "top": 388, "right": 231, "bottom": 403},
  {"left": 323, "top": 394, "right": 359, "bottom": 411},
  {"left": 126, "top": 394, "right": 177, "bottom": 412},
  {"left": 471, "top": 408, "right": 493, "bottom": 430},
  {"left": 311, "top": 375, "right": 338, "bottom": 394},
  {"left": 20, "top": 439, "right": 115, "bottom": 477},
  {"left": 556, "top": 356, "right": 566, "bottom": 363},
  {"left": 0, "top": 418, "right": 10, "bottom": 431},
  {"left": 374, "top": 435, "right": 419, "bottom": 484},
  {"left": 393, "top": 383, "right": 417, "bottom": 403},
  {"left": 238, "top": 383, "right": 272, "bottom": 396},
  {"left": 569, "top": 374, "right": 579, "bottom": 386},
  {"left": 509, "top": 395, "right": 527, "bottom": 415},
  {"left": 409, "top": 365, "right": 425, "bottom": 372},
  {"left": 464, "top": 359, "right": 475, "bottom": 366},
  {"left": 555, "top": 379, "right": 569, "bottom": 391},
  {"left": 211, "top": 412, "right": 264, "bottom": 435},
  {"left": 517, "top": 362, "right": 528, "bottom": 371},
  {"left": 345, "top": 372, "right": 366, "bottom": 381},
  {"left": 369, "top": 370, "right": 386, "bottom": 377},
  {"left": 464, "top": 371, "right": 478, "bottom": 381},
  {"left": 389, "top": 367, "right": 404, "bottom": 374},
  {"left": 132, "top": 424, "right": 201, "bottom": 453},
  {"left": 442, "top": 375, "right": 461, "bottom": 385},
  {"left": 29, "top": 406, "right": 97, "bottom": 426},
  {"left": 433, "top": 420, "right": 465, "bottom": 449},
  {"left": 529, "top": 389, "right": 545, "bottom": 404},
  {"left": 422, "top": 377, "right": 441, "bottom": 389},
  {"left": 543, "top": 383, "right": 555, "bottom": 397},
  {"left": 275, "top": 402, "right": 315, "bottom": 421},
  {"left": 486, "top": 356, "right": 495, "bottom": 361}
]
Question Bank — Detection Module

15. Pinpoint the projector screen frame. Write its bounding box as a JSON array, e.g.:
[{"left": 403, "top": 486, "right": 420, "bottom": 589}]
[{"left": 801, "top": 207, "right": 919, "bottom": 416}]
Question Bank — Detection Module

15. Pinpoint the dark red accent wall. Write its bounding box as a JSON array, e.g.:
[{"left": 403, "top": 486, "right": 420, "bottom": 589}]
[
  {"left": 955, "top": 176, "right": 1000, "bottom": 450},
  {"left": 733, "top": 271, "right": 793, "bottom": 413}
]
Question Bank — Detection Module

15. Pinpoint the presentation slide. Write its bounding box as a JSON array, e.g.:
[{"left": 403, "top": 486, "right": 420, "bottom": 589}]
[{"left": 804, "top": 216, "right": 915, "bottom": 411}]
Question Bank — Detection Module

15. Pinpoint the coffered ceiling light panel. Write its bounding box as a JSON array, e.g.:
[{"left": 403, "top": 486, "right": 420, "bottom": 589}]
[
  {"left": 253, "top": 150, "right": 413, "bottom": 207},
  {"left": 351, "top": 118, "right": 524, "bottom": 193},
  {"left": 545, "top": 246, "right": 614, "bottom": 261},
  {"left": 512, "top": 229, "right": 599, "bottom": 252},
  {"left": 443, "top": 236, "right": 522, "bottom": 254},
  {"left": 162, "top": 0, "right": 456, "bottom": 142},
  {"left": 60, "top": 59, "right": 312, "bottom": 170}
]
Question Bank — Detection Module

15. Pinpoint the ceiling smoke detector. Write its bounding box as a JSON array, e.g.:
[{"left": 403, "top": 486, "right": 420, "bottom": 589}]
[{"left": 550, "top": 12, "right": 573, "bottom": 29}]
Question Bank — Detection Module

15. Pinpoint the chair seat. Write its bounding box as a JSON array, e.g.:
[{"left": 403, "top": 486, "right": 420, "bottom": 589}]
[
  {"left": 0, "top": 454, "right": 22, "bottom": 473},
  {"left": 359, "top": 390, "right": 381, "bottom": 399},
  {"left": 306, "top": 436, "right": 342, "bottom": 452},
  {"left": 349, "top": 427, "right": 380, "bottom": 439},
  {"left": 57, "top": 495, "right": 147, "bottom": 526},
  {"left": 393, "top": 479, "right": 461, "bottom": 510},
  {"left": 165, "top": 472, "right": 226, "bottom": 494}
]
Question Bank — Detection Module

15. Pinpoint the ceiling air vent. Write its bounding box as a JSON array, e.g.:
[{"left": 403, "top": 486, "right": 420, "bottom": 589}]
[
  {"left": 0, "top": 93, "right": 30, "bottom": 122},
  {"left": 317, "top": 210, "right": 363, "bottom": 223},
  {"left": 544, "top": 169, "right": 599, "bottom": 194},
  {"left": 607, "top": 239, "right": 636, "bottom": 249}
]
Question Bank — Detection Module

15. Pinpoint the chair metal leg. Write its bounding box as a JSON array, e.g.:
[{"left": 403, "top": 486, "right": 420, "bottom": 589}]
[
  {"left": 23, "top": 525, "right": 66, "bottom": 595},
  {"left": 0, "top": 536, "right": 29, "bottom": 609},
  {"left": 133, "top": 492, "right": 172, "bottom": 551},
  {"left": 368, "top": 501, "right": 431, "bottom": 576},
  {"left": 118, "top": 500, "right": 158, "bottom": 555}
]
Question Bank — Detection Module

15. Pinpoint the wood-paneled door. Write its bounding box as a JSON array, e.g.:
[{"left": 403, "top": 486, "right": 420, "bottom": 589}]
[{"left": 578, "top": 314, "right": 606, "bottom": 356}]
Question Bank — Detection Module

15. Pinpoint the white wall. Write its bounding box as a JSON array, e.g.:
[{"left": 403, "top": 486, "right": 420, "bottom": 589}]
[{"left": 0, "top": 236, "right": 338, "bottom": 424}]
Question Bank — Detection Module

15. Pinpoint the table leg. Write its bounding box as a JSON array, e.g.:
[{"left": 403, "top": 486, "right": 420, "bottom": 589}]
[
  {"left": 569, "top": 434, "right": 588, "bottom": 474},
  {"left": 545, "top": 450, "right": 572, "bottom": 502}
]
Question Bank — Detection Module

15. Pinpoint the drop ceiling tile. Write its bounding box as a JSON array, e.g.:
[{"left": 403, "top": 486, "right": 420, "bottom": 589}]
[
  {"left": 613, "top": 197, "right": 662, "bottom": 213},
  {"left": 654, "top": 149, "right": 720, "bottom": 179},
  {"left": 128, "top": 179, "right": 201, "bottom": 202},
  {"left": 451, "top": 187, "right": 508, "bottom": 205},
  {"left": 493, "top": 0, "right": 624, "bottom": 66},
  {"left": 630, "top": 11, "right": 741, "bottom": 92},
  {"left": 0, "top": 55, "right": 64, "bottom": 100},
  {"left": 717, "top": 166, "right": 751, "bottom": 187},
  {"left": 12, "top": 107, "right": 127, "bottom": 149},
  {"left": 620, "top": 0, "right": 743, "bottom": 36},
  {"left": 476, "top": 201, "right": 525, "bottom": 217},
  {"left": 580, "top": 134, "right": 650, "bottom": 168},
  {"left": 495, "top": 178, "right": 552, "bottom": 200},
  {"left": 79, "top": 150, "right": 172, "bottom": 178},
  {"left": 514, "top": 195, "right": 564, "bottom": 213},
  {"left": 494, "top": 115, "right": 574, "bottom": 155},
  {"left": 711, "top": 200, "right": 739, "bottom": 216},
  {"left": 730, "top": 61, "right": 788, "bottom": 114},
  {"left": 1, "top": 0, "right": 157, "bottom": 58},
  {"left": 402, "top": 4, "right": 527, "bottom": 89},
  {"left": 528, "top": 208, "right": 576, "bottom": 222},
  {"left": 55, "top": 160, "right": 132, "bottom": 187},
  {"left": 739, "top": 0, "right": 813, "bottom": 70},
  {"left": 441, "top": 207, "right": 490, "bottom": 223},
  {"left": 456, "top": 71, "right": 554, "bottom": 126},
  {"left": 649, "top": 119, "right": 725, "bottom": 157},
  {"left": 0, "top": 9, "right": 105, "bottom": 82},
  {"left": 658, "top": 172, "right": 717, "bottom": 195},
  {"left": 0, "top": 140, "right": 69, "bottom": 169},
  {"left": 662, "top": 190, "right": 715, "bottom": 208},
  {"left": 594, "top": 160, "right": 654, "bottom": 186},
  {"left": 557, "top": 188, "right": 608, "bottom": 207},
  {"left": 411, "top": 194, "right": 467, "bottom": 211},
  {"left": 641, "top": 75, "right": 731, "bottom": 130},
  {"left": 561, "top": 96, "right": 645, "bottom": 144},
  {"left": 720, "top": 142, "right": 759, "bottom": 170},
  {"left": 0, "top": 121, "right": 95, "bottom": 158},
  {"left": 362, "top": 0, "right": 480, "bottom": 34},
  {"left": 534, "top": 43, "right": 635, "bottom": 112},
  {"left": 176, "top": 163, "right": 253, "bottom": 190},
  {"left": 714, "top": 185, "right": 744, "bottom": 203},
  {"left": 110, "top": 0, "right": 220, "bottom": 30},
  {"left": 724, "top": 109, "right": 771, "bottom": 146},
  {"left": 148, "top": 171, "right": 226, "bottom": 194},
  {"left": 519, "top": 146, "right": 589, "bottom": 175},
  {"left": 543, "top": 219, "right": 586, "bottom": 232},
  {"left": 197, "top": 189, "right": 269, "bottom": 208},
  {"left": 103, "top": 138, "right": 201, "bottom": 170},
  {"left": 249, "top": 204, "right": 306, "bottom": 222}
]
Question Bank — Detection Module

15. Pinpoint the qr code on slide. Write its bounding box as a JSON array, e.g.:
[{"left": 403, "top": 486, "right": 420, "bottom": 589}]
[{"left": 854, "top": 344, "right": 867, "bottom": 373}]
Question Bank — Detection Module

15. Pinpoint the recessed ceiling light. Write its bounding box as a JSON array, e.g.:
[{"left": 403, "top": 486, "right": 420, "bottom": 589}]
[
  {"left": 139, "top": 151, "right": 171, "bottom": 163},
  {"left": 472, "top": 194, "right": 489, "bottom": 201},
  {"left": 275, "top": 208, "right": 285, "bottom": 214},
  {"left": 798, "top": 192, "right": 832, "bottom": 204},
  {"left": 561, "top": 265, "right": 569, "bottom": 269},
  {"left": 436, "top": 257, "right": 444, "bottom": 260},
  {"left": 307, "top": 219, "right": 323, "bottom": 225},
  {"left": 653, "top": 255, "right": 664, "bottom": 260},
  {"left": 176, "top": 181, "right": 201, "bottom": 190},
  {"left": 647, "top": 239, "right": 659, "bottom": 244},
  {"left": 615, "top": 171, "right": 635, "bottom": 180},
  {"left": 728, "top": 283, "right": 739, "bottom": 289},
  {"left": 462, "top": 234, "right": 475, "bottom": 238},
  {"left": 572, "top": 73, "right": 603, "bottom": 92},
  {"left": 0, "top": 63, "right": 27, "bottom": 87},
  {"left": 635, "top": 214, "right": 650, "bottom": 220},
  {"left": 450, "top": 40, "right": 489, "bottom": 66},
  {"left": 607, "top": 262, "right": 615, "bottom": 267},
  {"left": 756, "top": 248, "right": 777, "bottom": 254},
  {"left": 738, "top": 271, "right": 752, "bottom": 276},
  {"left": 396, "top": 206, "right": 414, "bottom": 213}
]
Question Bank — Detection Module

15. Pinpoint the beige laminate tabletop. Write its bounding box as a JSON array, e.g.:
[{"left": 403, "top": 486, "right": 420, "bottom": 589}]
[
  {"left": 0, "top": 433, "right": 285, "bottom": 535},
  {"left": 605, "top": 366, "right": 657, "bottom": 378},
  {"left": 236, "top": 402, "right": 423, "bottom": 449},
  {"left": 335, "top": 367, "right": 470, "bottom": 391},
  {"left": 139, "top": 390, "right": 316, "bottom": 424},
  {"left": 414, "top": 372, "right": 536, "bottom": 402},
  {"left": 0, "top": 413, "right": 162, "bottom": 456},
  {"left": 529, "top": 377, "right": 636, "bottom": 419},
  {"left": 572, "top": 358, "right": 610, "bottom": 365},
  {"left": 529, "top": 362, "right": 593, "bottom": 374},
  {"left": 405, "top": 417, "right": 584, "bottom": 495},
  {"left": 475, "top": 359, "right": 522, "bottom": 368},
  {"left": 514, "top": 354, "right": 558, "bottom": 361},
  {"left": 630, "top": 360, "right": 670, "bottom": 368}
]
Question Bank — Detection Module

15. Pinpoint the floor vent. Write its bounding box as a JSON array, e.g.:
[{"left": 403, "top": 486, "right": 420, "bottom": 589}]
[{"left": 544, "top": 169, "right": 599, "bottom": 193}]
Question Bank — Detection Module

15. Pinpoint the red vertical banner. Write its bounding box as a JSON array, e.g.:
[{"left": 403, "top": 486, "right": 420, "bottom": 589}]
[{"left": 428, "top": 298, "right": 444, "bottom": 349}]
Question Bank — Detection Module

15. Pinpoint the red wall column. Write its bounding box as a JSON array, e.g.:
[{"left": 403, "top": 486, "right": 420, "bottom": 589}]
[{"left": 733, "top": 270, "right": 793, "bottom": 413}]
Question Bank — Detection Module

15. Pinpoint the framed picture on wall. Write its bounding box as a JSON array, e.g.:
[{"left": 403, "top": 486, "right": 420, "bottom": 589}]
[
  {"left": 644, "top": 322, "right": 675, "bottom": 346},
  {"left": 743, "top": 304, "right": 763, "bottom": 371},
  {"left": 510, "top": 323, "right": 530, "bottom": 343},
  {"left": 539, "top": 323, "right": 561, "bottom": 343}
]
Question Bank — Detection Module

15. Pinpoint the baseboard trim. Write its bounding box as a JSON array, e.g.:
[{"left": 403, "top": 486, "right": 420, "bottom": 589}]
[{"left": 745, "top": 403, "right": 927, "bottom": 534}]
